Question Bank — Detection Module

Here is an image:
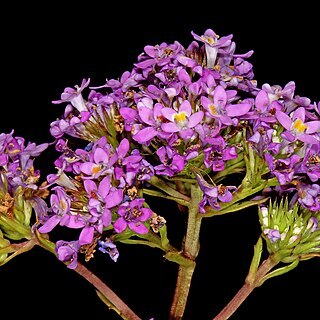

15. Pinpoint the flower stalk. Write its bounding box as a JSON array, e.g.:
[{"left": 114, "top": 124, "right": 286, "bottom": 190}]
[
  {"left": 212, "top": 238, "right": 279, "bottom": 320},
  {"left": 34, "top": 231, "right": 142, "bottom": 320},
  {"left": 169, "top": 184, "right": 203, "bottom": 319}
]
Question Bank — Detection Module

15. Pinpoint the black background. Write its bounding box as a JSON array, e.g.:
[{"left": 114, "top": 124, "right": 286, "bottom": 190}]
[{"left": 1, "top": 3, "right": 319, "bottom": 320}]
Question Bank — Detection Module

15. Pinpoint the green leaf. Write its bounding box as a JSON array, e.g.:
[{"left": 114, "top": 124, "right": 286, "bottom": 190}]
[
  {"left": 164, "top": 251, "right": 195, "bottom": 268},
  {"left": 293, "top": 240, "right": 320, "bottom": 256},
  {"left": 246, "top": 237, "right": 263, "bottom": 285},
  {"left": 120, "top": 239, "right": 163, "bottom": 250},
  {"left": 112, "top": 229, "right": 134, "bottom": 242},
  {"left": 96, "top": 290, "right": 127, "bottom": 319},
  {"left": 258, "top": 259, "right": 299, "bottom": 286},
  {"left": 159, "top": 225, "right": 170, "bottom": 250},
  {"left": 142, "top": 188, "right": 190, "bottom": 207},
  {"left": 148, "top": 176, "right": 190, "bottom": 202},
  {"left": 203, "top": 197, "right": 268, "bottom": 217}
]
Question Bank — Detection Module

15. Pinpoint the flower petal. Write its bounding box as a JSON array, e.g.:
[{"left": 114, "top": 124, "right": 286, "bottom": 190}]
[
  {"left": 98, "top": 176, "right": 111, "bottom": 198},
  {"left": 213, "top": 85, "right": 227, "bottom": 107},
  {"left": 105, "top": 189, "right": 123, "bottom": 208},
  {"left": 179, "top": 100, "right": 192, "bottom": 116},
  {"left": 84, "top": 180, "right": 97, "bottom": 194},
  {"left": 79, "top": 226, "right": 94, "bottom": 245},
  {"left": 306, "top": 121, "right": 320, "bottom": 134},
  {"left": 255, "top": 90, "right": 269, "bottom": 112},
  {"left": 292, "top": 107, "right": 305, "bottom": 122},
  {"left": 226, "top": 103, "right": 251, "bottom": 117},
  {"left": 117, "top": 138, "right": 130, "bottom": 158},
  {"left": 133, "top": 127, "right": 158, "bottom": 143},
  {"left": 276, "top": 111, "right": 292, "bottom": 130},
  {"left": 38, "top": 215, "right": 60, "bottom": 233},
  {"left": 297, "top": 134, "right": 319, "bottom": 145},
  {"left": 114, "top": 217, "right": 127, "bottom": 233},
  {"left": 94, "top": 148, "right": 109, "bottom": 164},
  {"left": 161, "top": 108, "right": 176, "bottom": 121},
  {"left": 138, "top": 107, "right": 154, "bottom": 125},
  {"left": 161, "top": 122, "right": 180, "bottom": 133},
  {"left": 188, "top": 111, "right": 204, "bottom": 128},
  {"left": 140, "top": 208, "right": 153, "bottom": 221},
  {"left": 128, "top": 222, "right": 149, "bottom": 234},
  {"left": 102, "top": 208, "right": 112, "bottom": 227}
]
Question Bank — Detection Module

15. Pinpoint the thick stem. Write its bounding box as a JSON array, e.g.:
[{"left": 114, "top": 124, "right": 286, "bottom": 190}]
[
  {"left": 36, "top": 232, "right": 141, "bottom": 320},
  {"left": 169, "top": 184, "right": 203, "bottom": 320},
  {"left": 75, "top": 262, "right": 141, "bottom": 320},
  {"left": 213, "top": 256, "right": 278, "bottom": 320},
  {"left": 169, "top": 264, "right": 196, "bottom": 320}
]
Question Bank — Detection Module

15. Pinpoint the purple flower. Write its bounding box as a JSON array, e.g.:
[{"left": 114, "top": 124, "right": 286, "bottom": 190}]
[
  {"left": 276, "top": 107, "right": 320, "bottom": 144},
  {"left": 192, "top": 29, "right": 232, "bottom": 68},
  {"left": 84, "top": 176, "right": 120, "bottom": 224},
  {"left": 38, "top": 187, "right": 72, "bottom": 233},
  {"left": 38, "top": 186, "right": 86, "bottom": 235},
  {"left": 161, "top": 100, "right": 203, "bottom": 139},
  {"left": 98, "top": 239, "right": 119, "bottom": 262},
  {"left": 265, "top": 153, "right": 301, "bottom": 185},
  {"left": 204, "top": 136, "right": 237, "bottom": 171},
  {"left": 265, "top": 229, "right": 281, "bottom": 243},
  {"left": 252, "top": 89, "right": 283, "bottom": 123},
  {"left": 114, "top": 198, "right": 152, "bottom": 234},
  {"left": 80, "top": 177, "right": 123, "bottom": 245},
  {"left": 52, "top": 78, "right": 90, "bottom": 112},
  {"left": 195, "top": 173, "right": 236, "bottom": 212},
  {"left": 135, "top": 42, "right": 183, "bottom": 70},
  {"left": 80, "top": 145, "right": 115, "bottom": 179},
  {"left": 297, "top": 182, "right": 320, "bottom": 211},
  {"left": 133, "top": 103, "right": 168, "bottom": 144},
  {"left": 201, "top": 85, "right": 251, "bottom": 125},
  {"left": 297, "top": 145, "right": 320, "bottom": 182},
  {"left": 55, "top": 240, "right": 80, "bottom": 269},
  {"left": 154, "top": 146, "right": 185, "bottom": 177}
]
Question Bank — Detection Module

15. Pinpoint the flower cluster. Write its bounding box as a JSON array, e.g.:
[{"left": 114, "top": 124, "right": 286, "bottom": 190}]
[
  {"left": 32, "top": 28, "right": 319, "bottom": 269},
  {"left": 0, "top": 131, "right": 48, "bottom": 263},
  {"left": 0, "top": 27, "right": 319, "bottom": 320}
]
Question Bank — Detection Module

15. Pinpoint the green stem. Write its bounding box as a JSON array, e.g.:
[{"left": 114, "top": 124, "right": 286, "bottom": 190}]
[
  {"left": 169, "top": 184, "right": 203, "bottom": 320},
  {"left": 142, "top": 188, "right": 190, "bottom": 207},
  {"left": 212, "top": 256, "right": 279, "bottom": 320},
  {"left": 149, "top": 176, "right": 191, "bottom": 202},
  {"left": 212, "top": 159, "right": 245, "bottom": 183}
]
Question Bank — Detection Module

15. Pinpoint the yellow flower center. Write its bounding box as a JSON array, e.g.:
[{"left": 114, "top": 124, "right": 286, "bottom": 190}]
[
  {"left": 60, "top": 200, "right": 67, "bottom": 211},
  {"left": 201, "top": 35, "right": 215, "bottom": 45},
  {"left": 292, "top": 119, "right": 307, "bottom": 133},
  {"left": 92, "top": 165, "right": 101, "bottom": 174},
  {"left": 173, "top": 112, "right": 187, "bottom": 124},
  {"left": 209, "top": 104, "right": 218, "bottom": 115}
]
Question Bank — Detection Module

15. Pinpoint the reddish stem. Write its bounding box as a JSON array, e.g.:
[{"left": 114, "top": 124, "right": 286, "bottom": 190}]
[
  {"left": 213, "top": 257, "right": 278, "bottom": 320},
  {"left": 75, "top": 262, "right": 141, "bottom": 320}
]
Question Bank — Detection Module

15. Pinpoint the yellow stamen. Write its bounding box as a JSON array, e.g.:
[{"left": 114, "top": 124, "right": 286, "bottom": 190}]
[
  {"left": 173, "top": 112, "right": 187, "bottom": 123},
  {"left": 209, "top": 104, "right": 218, "bottom": 115},
  {"left": 92, "top": 165, "right": 101, "bottom": 174},
  {"left": 60, "top": 200, "right": 67, "bottom": 211},
  {"left": 292, "top": 119, "right": 307, "bottom": 133},
  {"left": 201, "top": 35, "right": 215, "bottom": 45}
]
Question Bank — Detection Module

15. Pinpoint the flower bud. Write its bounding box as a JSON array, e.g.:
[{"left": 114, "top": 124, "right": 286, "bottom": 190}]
[{"left": 259, "top": 199, "right": 320, "bottom": 262}]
